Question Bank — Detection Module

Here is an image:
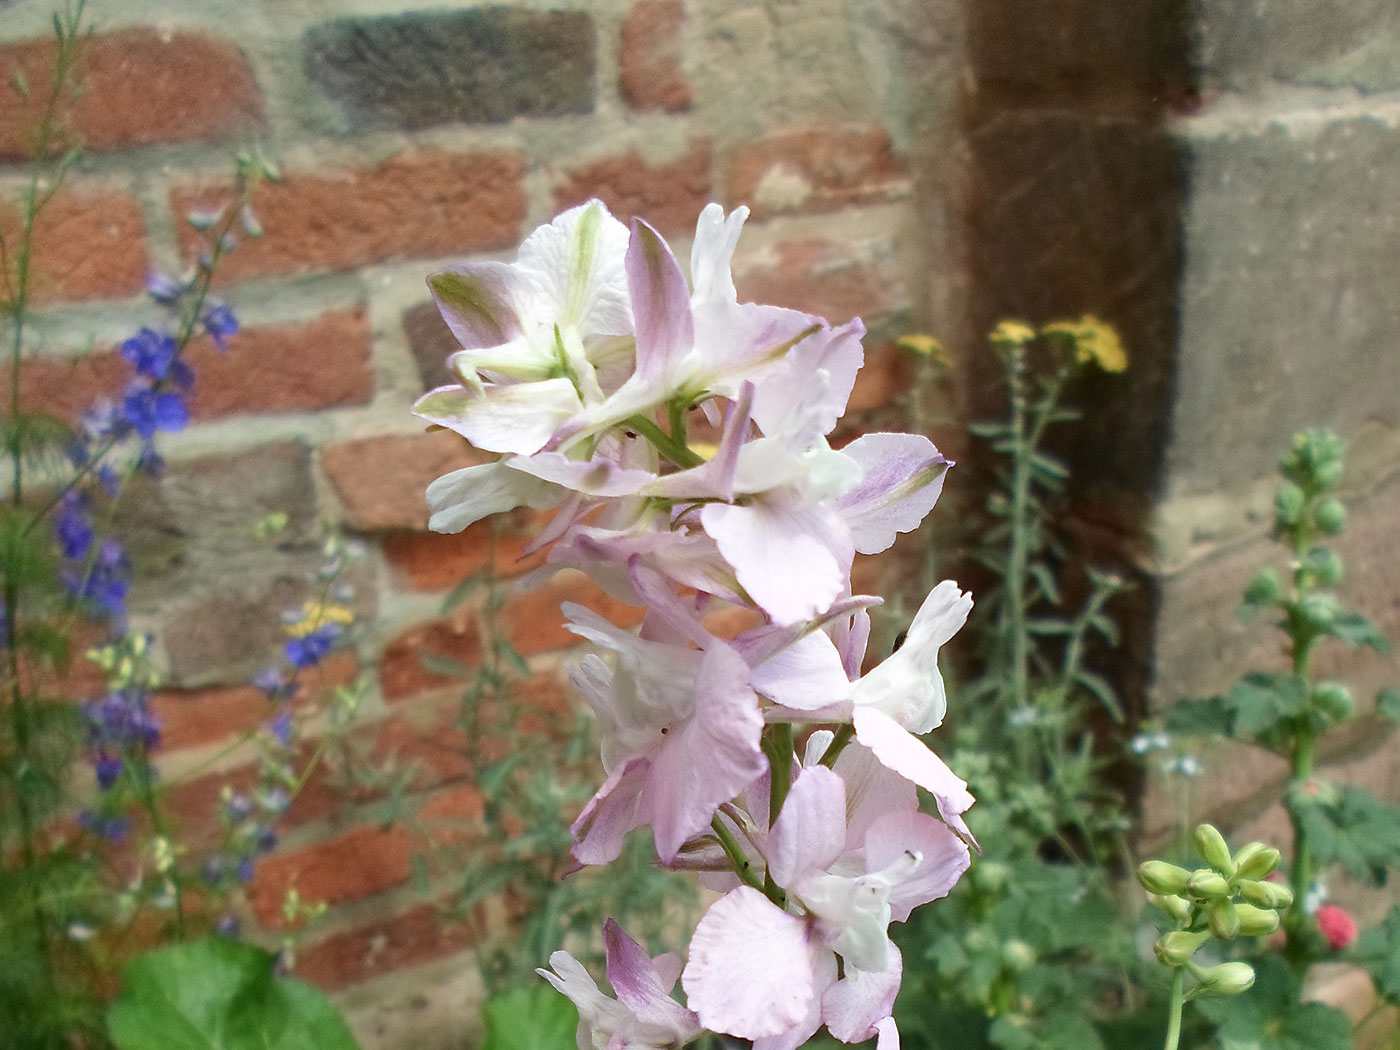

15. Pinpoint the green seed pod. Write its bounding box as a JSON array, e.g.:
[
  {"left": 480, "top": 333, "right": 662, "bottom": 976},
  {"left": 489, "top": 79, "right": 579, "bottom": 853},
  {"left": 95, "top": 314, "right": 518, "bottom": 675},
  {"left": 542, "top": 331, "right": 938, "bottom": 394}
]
[
  {"left": 1244, "top": 567, "right": 1283, "bottom": 606},
  {"left": 1232, "top": 842, "right": 1280, "bottom": 881},
  {"left": 1313, "top": 498, "right": 1347, "bottom": 536},
  {"left": 1148, "top": 892, "right": 1194, "bottom": 925},
  {"left": 1138, "top": 861, "right": 1193, "bottom": 896},
  {"left": 1196, "top": 961, "right": 1256, "bottom": 997},
  {"left": 1236, "top": 903, "right": 1281, "bottom": 937},
  {"left": 1209, "top": 899, "right": 1241, "bottom": 940},
  {"left": 1154, "top": 930, "right": 1210, "bottom": 967},
  {"left": 1314, "top": 459, "right": 1344, "bottom": 491},
  {"left": 1303, "top": 548, "right": 1344, "bottom": 587},
  {"left": 1274, "top": 483, "right": 1306, "bottom": 528},
  {"left": 1186, "top": 869, "right": 1231, "bottom": 901},
  {"left": 1312, "top": 681, "right": 1355, "bottom": 723},
  {"left": 1238, "top": 878, "right": 1293, "bottom": 910},
  {"left": 1195, "top": 824, "right": 1234, "bottom": 875}
]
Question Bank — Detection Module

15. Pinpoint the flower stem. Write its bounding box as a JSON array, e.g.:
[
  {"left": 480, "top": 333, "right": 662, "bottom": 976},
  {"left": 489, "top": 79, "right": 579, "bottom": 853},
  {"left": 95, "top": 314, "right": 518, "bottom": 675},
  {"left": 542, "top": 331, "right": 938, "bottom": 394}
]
[
  {"left": 1163, "top": 966, "right": 1185, "bottom": 1050},
  {"left": 710, "top": 815, "right": 763, "bottom": 892}
]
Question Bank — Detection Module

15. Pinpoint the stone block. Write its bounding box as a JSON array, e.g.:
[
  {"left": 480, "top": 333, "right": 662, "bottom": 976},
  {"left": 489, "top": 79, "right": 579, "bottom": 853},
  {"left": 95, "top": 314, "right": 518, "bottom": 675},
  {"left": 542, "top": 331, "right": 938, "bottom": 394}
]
[
  {"left": 1167, "top": 116, "right": 1400, "bottom": 493},
  {"left": 302, "top": 8, "right": 595, "bottom": 130},
  {"left": 1195, "top": 0, "right": 1400, "bottom": 92}
]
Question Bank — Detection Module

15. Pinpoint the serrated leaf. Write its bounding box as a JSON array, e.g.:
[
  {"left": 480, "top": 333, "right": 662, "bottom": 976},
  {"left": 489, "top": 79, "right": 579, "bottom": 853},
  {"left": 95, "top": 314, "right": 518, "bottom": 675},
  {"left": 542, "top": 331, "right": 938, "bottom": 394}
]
[
  {"left": 107, "top": 938, "right": 361, "bottom": 1050},
  {"left": 1294, "top": 786, "right": 1400, "bottom": 885},
  {"left": 1228, "top": 672, "right": 1307, "bottom": 744}
]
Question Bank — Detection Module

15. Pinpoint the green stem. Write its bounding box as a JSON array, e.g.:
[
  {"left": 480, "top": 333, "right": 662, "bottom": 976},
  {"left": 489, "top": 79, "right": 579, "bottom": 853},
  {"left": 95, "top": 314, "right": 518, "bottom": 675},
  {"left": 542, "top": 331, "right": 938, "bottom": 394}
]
[
  {"left": 818, "top": 724, "right": 855, "bottom": 769},
  {"left": 1163, "top": 966, "right": 1185, "bottom": 1050},
  {"left": 710, "top": 815, "right": 763, "bottom": 892},
  {"left": 761, "top": 722, "right": 794, "bottom": 903},
  {"left": 624, "top": 414, "right": 703, "bottom": 470}
]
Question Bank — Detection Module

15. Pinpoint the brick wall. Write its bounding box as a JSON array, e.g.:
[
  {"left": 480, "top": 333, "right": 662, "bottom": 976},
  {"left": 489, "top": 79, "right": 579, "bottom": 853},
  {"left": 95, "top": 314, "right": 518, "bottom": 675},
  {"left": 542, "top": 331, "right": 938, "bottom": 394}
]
[
  {"left": 6, "top": 0, "right": 1399, "bottom": 1043},
  {"left": 1, "top": 1, "right": 955, "bottom": 1044}
]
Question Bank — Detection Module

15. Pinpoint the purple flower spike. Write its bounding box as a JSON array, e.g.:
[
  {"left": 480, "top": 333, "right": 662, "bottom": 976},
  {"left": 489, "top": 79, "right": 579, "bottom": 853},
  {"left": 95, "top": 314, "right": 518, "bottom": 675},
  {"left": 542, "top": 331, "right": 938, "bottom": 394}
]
[
  {"left": 122, "top": 386, "right": 189, "bottom": 440},
  {"left": 120, "top": 329, "right": 179, "bottom": 380},
  {"left": 284, "top": 624, "right": 341, "bottom": 669},
  {"left": 55, "top": 491, "right": 93, "bottom": 560},
  {"left": 94, "top": 753, "right": 124, "bottom": 790}
]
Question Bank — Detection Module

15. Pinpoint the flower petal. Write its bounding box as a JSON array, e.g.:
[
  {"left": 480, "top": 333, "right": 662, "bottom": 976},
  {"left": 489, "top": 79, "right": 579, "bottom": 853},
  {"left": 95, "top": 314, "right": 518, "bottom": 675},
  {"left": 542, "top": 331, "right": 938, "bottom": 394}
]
[
  {"left": 683, "top": 887, "right": 815, "bottom": 1039},
  {"left": 834, "top": 434, "right": 949, "bottom": 555},
  {"left": 427, "top": 261, "right": 521, "bottom": 349},
  {"left": 851, "top": 707, "right": 976, "bottom": 846},
  {"left": 604, "top": 919, "right": 701, "bottom": 1038},
  {"left": 425, "top": 460, "right": 557, "bottom": 534},
  {"left": 628, "top": 219, "right": 695, "bottom": 387},
  {"left": 864, "top": 810, "right": 970, "bottom": 922},
  {"left": 822, "top": 944, "right": 901, "bottom": 1044},
  {"left": 769, "top": 765, "right": 848, "bottom": 888}
]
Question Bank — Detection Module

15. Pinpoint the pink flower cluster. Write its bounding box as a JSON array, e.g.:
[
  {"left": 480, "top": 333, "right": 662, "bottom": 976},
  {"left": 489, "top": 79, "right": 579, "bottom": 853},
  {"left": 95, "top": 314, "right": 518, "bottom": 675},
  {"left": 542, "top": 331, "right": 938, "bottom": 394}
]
[{"left": 415, "top": 200, "right": 975, "bottom": 1050}]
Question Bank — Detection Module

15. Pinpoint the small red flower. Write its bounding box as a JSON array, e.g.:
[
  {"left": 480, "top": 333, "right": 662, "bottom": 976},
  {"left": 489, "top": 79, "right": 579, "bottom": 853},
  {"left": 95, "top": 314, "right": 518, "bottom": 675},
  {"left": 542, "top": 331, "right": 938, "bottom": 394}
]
[{"left": 1316, "top": 904, "right": 1357, "bottom": 950}]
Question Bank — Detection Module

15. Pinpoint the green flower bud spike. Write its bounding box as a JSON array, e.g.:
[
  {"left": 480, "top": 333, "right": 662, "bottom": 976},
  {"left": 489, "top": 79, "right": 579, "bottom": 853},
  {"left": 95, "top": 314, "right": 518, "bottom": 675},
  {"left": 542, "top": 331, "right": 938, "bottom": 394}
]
[
  {"left": 1195, "top": 824, "right": 1234, "bottom": 875},
  {"left": 1313, "top": 497, "right": 1347, "bottom": 535},
  {"left": 1148, "top": 892, "right": 1193, "bottom": 925}
]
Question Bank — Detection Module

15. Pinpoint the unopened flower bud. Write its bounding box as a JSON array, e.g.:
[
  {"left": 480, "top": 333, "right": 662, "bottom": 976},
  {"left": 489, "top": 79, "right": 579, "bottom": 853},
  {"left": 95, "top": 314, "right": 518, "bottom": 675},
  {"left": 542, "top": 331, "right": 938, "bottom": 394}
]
[
  {"left": 973, "top": 861, "right": 1009, "bottom": 896},
  {"left": 1274, "top": 483, "right": 1306, "bottom": 527},
  {"left": 1002, "top": 940, "right": 1036, "bottom": 973},
  {"left": 1147, "top": 892, "right": 1194, "bottom": 925},
  {"left": 1303, "top": 548, "right": 1343, "bottom": 587},
  {"left": 1232, "top": 843, "right": 1280, "bottom": 881},
  {"left": 1235, "top": 903, "right": 1280, "bottom": 937},
  {"left": 1313, "top": 498, "right": 1347, "bottom": 536},
  {"left": 1313, "top": 459, "right": 1344, "bottom": 490},
  {"left": 1187, "top": 869, "right": 1231, "bottom": 900},
  {"left": 1298, "top": 592, "right": 1340, "bottom": 633},
  {"left": 1195, "top": 824, "right": 1234, "bottom": 875},
  {"left": 1138, "top": 861, "right": 1192, "bottom": 895},
  {"left": 1311, "top": 681, "right": 1354, "bottom": 723},
  {"left": 1209, "top": 899, "right": 1241, "bottom": 940},
  {"left": 1238, "top": 878, "right": 1293, "bottom": 910},
  {"left": 1196, "top": 961, "right": 1255, "bottom": 997},
  {"left": 1244, "top": 568, "right": 1283, "bottom": 606},
  {"left": 1155, "top": 930, "right": 1209, "bottom": 966}
]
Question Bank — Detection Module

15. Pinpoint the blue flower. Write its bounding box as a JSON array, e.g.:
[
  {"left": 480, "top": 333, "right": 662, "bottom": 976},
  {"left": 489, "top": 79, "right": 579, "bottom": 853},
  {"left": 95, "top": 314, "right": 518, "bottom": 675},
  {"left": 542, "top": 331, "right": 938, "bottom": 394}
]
[
  {"left": 55, "top": 491, "right": 93, "bottom": 560},
  {"left": 146, "top": 271, "right": 185, "bottom": 304},
  {"left": 94, "top": 753, "right": 123, "bottom": 790},
  {"left": 252, "top": 666, "right": 295, "bottom": 701},
  {"left": 122, "top": 386, "right": 189, "bottom": 440},
  {"left": 215, "top": 914, "right": 242, "bottom": 938},
  {"left": 202, "top": 305, "right": 238, "bottom": 351},
  {"left": 268, "top": 710, "right": 294, "bottom": 747},
  {"left": 65, "top": 539, "right": 131, "bottom": 622},
  {"left": 120, "top": 329, "right": 179, "bottom": 380},
  {"left": 78, "top": 811, "right": 131, "bottom": 844},
  {"left": 284, "top": 624, "right": 341, "bottom": 669},
  {"left": 84, "top": 687, "right": 160, "bottom": 752}
]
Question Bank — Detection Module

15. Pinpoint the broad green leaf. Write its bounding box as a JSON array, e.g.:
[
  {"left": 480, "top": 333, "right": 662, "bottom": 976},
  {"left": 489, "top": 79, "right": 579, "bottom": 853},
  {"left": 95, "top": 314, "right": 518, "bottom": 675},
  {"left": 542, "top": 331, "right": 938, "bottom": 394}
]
[
  {"left": 480, "top": 984, "right": 578, "bottom": 1050},
  {"left": 1292, "top": 786, "right": 1400, "bottom": 886},
  {"left": 1196, "top": 957, "right": 1354, "bottom": 1050},
  {"left": 107, "top": 938, "right": 361, "bottom": 1050},
  {"left": 1329, "top": 612, "right": 1392, "bottom": 653}
]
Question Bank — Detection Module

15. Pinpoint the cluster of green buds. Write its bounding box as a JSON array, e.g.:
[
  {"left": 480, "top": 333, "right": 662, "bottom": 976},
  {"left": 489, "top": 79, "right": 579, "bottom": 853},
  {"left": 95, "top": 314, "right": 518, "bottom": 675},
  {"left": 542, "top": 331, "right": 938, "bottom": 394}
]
[{"left": 1139, "top": 824, "right": 1294, "bottom": 998}]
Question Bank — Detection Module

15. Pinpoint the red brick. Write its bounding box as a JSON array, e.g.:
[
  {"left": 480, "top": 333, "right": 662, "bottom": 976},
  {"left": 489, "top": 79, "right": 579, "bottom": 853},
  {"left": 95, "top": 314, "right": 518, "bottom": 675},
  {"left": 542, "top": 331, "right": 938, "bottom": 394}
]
[
  {"left": 322, "top": 430, "right": 484, "bottom": 533},
  {"left": 619, "top": 0, "right": 691, "bottom": 112},
  {"left": 151, "top": 651, "right": 359, "bottom": 754},
  {"left": 0, "top": 29, "right": 262, "bottom": 159},
  {"left": 725, "top": 127, "right": 908, "bottom": 218},
  {"left": 249, "top": 823, "right": 414, "bottom": 926},
  {"left": 498, "top": 569, "right": 646, "bottom": 656},
  {"left": 172, "top": 151, "right": 524, "bottom": 283},
  {"left": 847, "top": 341, "right": 916, "bottom": 414},
  {"left": 294, "top": 901, "right": 476, "bottom": 990},
  {"left": 735, "top": 240, "right": 893, "bottom": 324},
  {"left": 0, "top": 187, "right": 147, "bottom": 303},
  {"left": 382, "top": 509, "right": 550, "bottom": 591},
  {"left": 379, "top": 609, "right": 484, "bottom": 702},
  {"left": 19, "top": 309, "right": 372, "bottom": 424},
  {"left": 554, "top": 140, "right": 711, "bottom": 235}
]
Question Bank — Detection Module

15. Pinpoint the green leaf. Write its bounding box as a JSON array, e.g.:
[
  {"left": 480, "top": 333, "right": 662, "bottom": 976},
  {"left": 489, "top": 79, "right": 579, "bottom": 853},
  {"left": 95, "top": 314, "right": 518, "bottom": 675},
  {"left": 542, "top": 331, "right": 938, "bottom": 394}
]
[
  {"left": 107, "top": 938, "right": 361, "bottom": 1050},
  {"left": 1229, "top": 672, "right": 1307, "bottom": 741},
  {"left": 1329, "top": 612, "right": 1392, "bottom": 653},
  {"left": 480, "top": 984, "right": 578, "bottom": 1050},
  {"left": 1354, "top": 904, "right": 1400, "bottom": 1003},
  {"left": 1292, "top": 786, "right": 1400, "bottom": 885},
  {"left": 1166, "top": 696, "right": 1232, "bottom": 737},
  {"left": 1196, "top": 957, "right": 1354, "bottom": 1050},
  {"left": 1376, "top": 686, "right": 1400, "bottom": 724}
]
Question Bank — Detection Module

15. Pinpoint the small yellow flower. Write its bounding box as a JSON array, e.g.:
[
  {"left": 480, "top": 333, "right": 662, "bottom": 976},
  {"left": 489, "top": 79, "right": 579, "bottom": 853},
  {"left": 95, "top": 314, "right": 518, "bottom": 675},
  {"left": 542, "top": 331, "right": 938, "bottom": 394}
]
[
  {"left": 285, "top": 599, "right": 355, "bottom": 638},
  {"left": 989, "top": 320, "right": 1037, "bottom": 345},
  {"left": 895, "top": 333, "right": 950, "bottom": 365},
  {"left": 1042, "top": 315, "right": 1128, "bottom": 373}
]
